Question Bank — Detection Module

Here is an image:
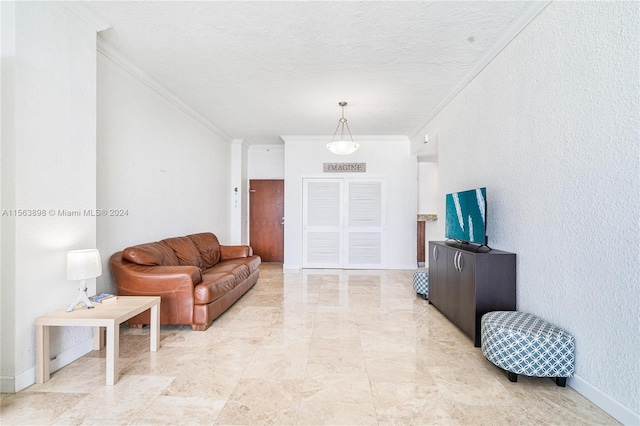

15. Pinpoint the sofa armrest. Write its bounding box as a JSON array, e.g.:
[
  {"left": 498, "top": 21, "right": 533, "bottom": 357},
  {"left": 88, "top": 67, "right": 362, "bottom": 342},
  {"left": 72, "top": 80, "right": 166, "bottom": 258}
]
[
  {"left": 110, "top": 255, "right": 202, "bottom": 294},
  {"left": 220, "top": 245, "right": 253, "bottom": 260}
]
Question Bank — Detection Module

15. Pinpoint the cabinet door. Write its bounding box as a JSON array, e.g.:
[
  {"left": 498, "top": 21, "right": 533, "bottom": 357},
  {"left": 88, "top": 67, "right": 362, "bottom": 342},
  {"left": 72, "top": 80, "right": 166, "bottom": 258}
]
[
  {"left": 446, "top": 249, "right": 460, "bottom": 323},
  {"left": 457, "top": 251, "right": 476, "bottom": 341},
  {"left": 428, "top": 243, "right": 437, "bottom": 304},
  {"left": 429, "top": 243, "right": 446, "bottom": 308}
]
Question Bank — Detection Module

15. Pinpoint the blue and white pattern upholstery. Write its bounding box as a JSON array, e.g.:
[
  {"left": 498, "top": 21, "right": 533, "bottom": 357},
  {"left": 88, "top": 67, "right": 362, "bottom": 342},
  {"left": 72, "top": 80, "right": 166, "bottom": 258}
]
[
  {"left": 481, "top": 311, "right": 575, "bottom": 379},
  {"left": 413, "top": 268, "right": 429, "bottom": 300}
]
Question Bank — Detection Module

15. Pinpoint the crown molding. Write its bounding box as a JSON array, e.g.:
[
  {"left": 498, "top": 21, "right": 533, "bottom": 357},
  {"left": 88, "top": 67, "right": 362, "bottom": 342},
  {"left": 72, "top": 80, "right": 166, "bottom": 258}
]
[
  {"left": 280, "top": 135, "right": 409, "bottom": 143},
  {"left": 97, "top": 37, "right": 232, "bottom": 143},
  {"left": 231, "top": 139, "right": 251, "bottom": 148},
  {"left": 248, "top": 144, "right": 284, "bottom": 150},
  {"left": 62, "top": 1, "right": 111, "bottom": 32},
  {"left": 409, "top": 0, "right": 552, "bottom": 139}
]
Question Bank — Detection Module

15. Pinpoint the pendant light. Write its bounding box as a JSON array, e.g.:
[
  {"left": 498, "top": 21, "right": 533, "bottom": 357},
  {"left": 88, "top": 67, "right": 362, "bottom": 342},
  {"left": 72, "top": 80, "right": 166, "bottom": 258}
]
[{"left": 327, "top": 101, "right": 359, "bottom": 155}]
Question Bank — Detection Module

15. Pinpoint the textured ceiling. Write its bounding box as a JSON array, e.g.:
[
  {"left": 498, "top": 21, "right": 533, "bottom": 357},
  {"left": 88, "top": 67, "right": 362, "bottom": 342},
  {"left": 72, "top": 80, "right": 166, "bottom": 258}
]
[{"left": 86, "top": 1, "right": 530, "bottom": 145}]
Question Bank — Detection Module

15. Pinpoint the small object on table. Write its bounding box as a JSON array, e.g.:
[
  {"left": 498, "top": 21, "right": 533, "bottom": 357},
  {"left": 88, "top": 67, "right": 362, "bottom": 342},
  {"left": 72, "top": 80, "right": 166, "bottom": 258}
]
[{"left": 89, "top": 292, "right": 118, "bottom": 303}]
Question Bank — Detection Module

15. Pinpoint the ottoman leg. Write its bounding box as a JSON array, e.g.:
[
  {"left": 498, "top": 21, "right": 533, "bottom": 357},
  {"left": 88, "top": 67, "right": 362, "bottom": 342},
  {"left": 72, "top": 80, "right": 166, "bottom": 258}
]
[
  {"left": 555, "top": 377, "right": 566, "bottom": 387},
  {"left": 422, "top": 293, "right": 427, "bottom": 300},
  {"left": 508, "top": 371, "right": 518, "bottom": 382}
]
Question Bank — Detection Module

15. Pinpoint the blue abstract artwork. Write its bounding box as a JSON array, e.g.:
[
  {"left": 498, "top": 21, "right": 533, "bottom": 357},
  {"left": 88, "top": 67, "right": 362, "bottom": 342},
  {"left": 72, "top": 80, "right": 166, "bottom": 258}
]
[{"left": 445, "top": 187, "right": 486, "bottom": 244}]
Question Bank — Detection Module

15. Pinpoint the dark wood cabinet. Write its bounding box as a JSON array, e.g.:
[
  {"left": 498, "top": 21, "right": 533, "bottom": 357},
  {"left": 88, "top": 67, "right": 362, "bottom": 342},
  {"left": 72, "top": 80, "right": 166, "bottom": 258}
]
[{"left": 428, "top": 241, "right": 516, "bottom": 347}]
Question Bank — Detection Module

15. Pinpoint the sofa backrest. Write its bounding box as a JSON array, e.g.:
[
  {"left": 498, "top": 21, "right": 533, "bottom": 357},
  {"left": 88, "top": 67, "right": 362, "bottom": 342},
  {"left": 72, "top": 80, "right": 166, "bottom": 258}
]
[
  {"left": 122, "top": 241, "right": 180, "bottom": 266},
  {"left": 162, "top": 236, "right": 205, "bottom": 268},
  {"left": 122, "top": 232, "right": 222, "bottom": 269},
  {"left": 187, "top": 232, "right": 221, "bottom": 268}
]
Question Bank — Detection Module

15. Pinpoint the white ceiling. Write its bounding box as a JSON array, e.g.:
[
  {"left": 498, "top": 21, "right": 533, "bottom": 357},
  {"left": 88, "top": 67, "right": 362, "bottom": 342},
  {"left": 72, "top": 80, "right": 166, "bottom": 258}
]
[{"left": 83, "top": 1, "right": 532, "bottom": 146}]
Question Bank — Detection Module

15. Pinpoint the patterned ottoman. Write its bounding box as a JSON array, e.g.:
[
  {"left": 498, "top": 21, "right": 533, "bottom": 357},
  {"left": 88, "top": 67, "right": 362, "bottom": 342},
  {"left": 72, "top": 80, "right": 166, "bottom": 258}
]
[
  {"left": 481, "top": 311, "right": 574, "bottom": 387},
  {"left": 413, "top": 268, "right": 429, "bottom": 300}
]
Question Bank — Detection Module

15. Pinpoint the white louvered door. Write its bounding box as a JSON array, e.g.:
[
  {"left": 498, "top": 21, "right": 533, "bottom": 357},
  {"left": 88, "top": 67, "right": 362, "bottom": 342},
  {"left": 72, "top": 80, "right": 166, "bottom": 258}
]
[
  {"left": 345, "top": 179, "right": 387, "bottom": 269},
  {"left": 303, "top": 179, "right": 344, "bottom": 268},
  {"left": 303, "top": 178, "right": 386, "bottom": 269}
]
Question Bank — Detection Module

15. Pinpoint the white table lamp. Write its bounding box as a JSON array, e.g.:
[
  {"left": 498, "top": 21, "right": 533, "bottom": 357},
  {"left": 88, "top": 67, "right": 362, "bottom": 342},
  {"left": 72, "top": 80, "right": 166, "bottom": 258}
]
[{"left": 66, "top": 249, "right": 102, "bottom": 312}]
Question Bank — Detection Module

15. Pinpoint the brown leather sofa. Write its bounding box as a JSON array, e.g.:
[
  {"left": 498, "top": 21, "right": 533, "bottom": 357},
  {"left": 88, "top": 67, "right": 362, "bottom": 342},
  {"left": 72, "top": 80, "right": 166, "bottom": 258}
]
[{"left": 109, "top": 232, "right": 260, "bottom": 331}]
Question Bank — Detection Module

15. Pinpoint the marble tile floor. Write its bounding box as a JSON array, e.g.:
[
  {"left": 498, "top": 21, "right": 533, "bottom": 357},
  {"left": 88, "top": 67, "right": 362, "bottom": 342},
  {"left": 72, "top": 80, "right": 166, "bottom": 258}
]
[{"left": 1, "top": 264, "right": 618, "bottom": 425}]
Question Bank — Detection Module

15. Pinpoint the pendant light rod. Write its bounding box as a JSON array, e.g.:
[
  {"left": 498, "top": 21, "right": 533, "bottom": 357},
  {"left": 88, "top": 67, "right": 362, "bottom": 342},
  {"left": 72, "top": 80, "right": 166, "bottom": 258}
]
[
  {"left": 327, "top": 101, "right": 360, "bottom": 155},
  {"left": 332, "top": 101, "right": 352, "bottom": 143}
]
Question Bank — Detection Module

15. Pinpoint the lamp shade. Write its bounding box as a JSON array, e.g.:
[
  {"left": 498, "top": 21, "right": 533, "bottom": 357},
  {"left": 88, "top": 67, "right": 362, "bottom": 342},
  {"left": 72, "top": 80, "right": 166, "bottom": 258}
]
[
  {"left": 67, "top": 249, "right": 102, "bottom": 280},
  {"left": 327, "top": 140, "right": 360, "bottom": 156}
]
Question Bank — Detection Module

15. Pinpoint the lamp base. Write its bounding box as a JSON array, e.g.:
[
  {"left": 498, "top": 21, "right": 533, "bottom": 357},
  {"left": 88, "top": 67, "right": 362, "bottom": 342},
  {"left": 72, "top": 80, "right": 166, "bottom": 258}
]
[{"left": 66, "top": 283, "right": 94, "bottom": 312}]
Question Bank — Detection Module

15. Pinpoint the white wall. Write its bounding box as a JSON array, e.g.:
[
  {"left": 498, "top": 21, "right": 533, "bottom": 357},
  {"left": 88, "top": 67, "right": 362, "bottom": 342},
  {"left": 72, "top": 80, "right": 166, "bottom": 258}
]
[
  {"left": 418, "top": 161, "right": 438, "bottom": 266},
  {"left": 239, "top": 142, "right": 249, "bottom": 244},
  {"left": 96, "top": 52, "right": 232, "bottom": 294},
  {"left": 230, "top": 139, "right": 250, "bottom": 245},
  {"left": 416, "top": 2, "right": 639, "bottom": 423},
  {"left": 0, "top": 0, "right": 16, "bottom": 393},
  {"left": 417, "top": 162, "right": 438, "bottom": 214},
  {"left": 1, "top": 2, "right": 97, "bottom": 391},
  {"left": 282, "top": 136, "right": 417, "bottom": 270},
  {"left": 248, "top": 144, "right": 285, "bottom": 179}
]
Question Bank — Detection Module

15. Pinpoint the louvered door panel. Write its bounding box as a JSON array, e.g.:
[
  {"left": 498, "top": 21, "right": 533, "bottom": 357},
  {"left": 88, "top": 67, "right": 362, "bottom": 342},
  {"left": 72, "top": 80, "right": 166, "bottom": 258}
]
[
  {"left": 348, "top": 181, "right": 382, "bottom": 226},
  {"left": 303, "top": 180, "right": 343, "bottom": 267},
  {"left": 345, "top": 179, "right": 386, "bottom": 269}
]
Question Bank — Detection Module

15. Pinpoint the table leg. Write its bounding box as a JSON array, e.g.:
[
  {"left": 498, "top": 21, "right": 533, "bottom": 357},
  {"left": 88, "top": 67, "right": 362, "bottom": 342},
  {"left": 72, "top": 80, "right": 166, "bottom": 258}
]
[
  {"left": 35, "top": 325, "right": 50, "bottom": 384},
  {"left": 93, "top": 326, "right": 105, "bottom": 350},
  {"left": 105, "top": 323, "right": 120, "bottom": 385},
  {"left": 150, "top": 302, "right": 160, "bottom": 352}
]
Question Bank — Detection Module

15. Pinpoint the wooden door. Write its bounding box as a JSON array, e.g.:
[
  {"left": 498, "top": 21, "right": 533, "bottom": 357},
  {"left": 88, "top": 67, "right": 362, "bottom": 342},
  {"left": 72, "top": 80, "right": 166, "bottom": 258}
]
[
  {"left": 417, "top": 221, "right": 425, "bottom": 266},
  {"left": 249, "top": 179, "right": 284, "bottom": 262}
]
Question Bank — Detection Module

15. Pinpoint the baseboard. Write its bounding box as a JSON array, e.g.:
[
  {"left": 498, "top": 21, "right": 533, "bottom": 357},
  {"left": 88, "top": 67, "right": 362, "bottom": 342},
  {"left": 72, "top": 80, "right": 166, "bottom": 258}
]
[
  {"left": 388, "top": 263, "right": 420, "bottom": 270},
  {"left": 0, "top": 376, "right": 15, "bottom": 393},
  {"left": 13, "top": 366, "right": 34, "bottom": 393},
  {"left": 9, "top": 337, "right": 94, "bottom": 393},
  {"left": 284, "top": 264, "right": 418, "bottom": 271},
  {"left": 282, "top": 263, "right": 300, "bottom": 271},
  {"left": 569, "top": 374, "right": 639, "bottom": 425}
]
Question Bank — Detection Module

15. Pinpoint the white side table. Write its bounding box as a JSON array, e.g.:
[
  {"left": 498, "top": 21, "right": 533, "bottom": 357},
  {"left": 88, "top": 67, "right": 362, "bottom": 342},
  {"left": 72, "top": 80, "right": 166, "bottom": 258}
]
[{"left": 35, "top": 296, "right": 160, "bottom": 385}]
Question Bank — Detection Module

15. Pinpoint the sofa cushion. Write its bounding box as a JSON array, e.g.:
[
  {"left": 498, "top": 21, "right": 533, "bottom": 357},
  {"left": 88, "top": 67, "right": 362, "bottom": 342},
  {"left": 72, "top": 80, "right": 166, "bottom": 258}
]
[
  {"left": 194, "top": 272, "right": 236, "bottom": 304},
  {"left": 162, "top": 236, "right": 204, "bottom": 269},
  {"left": 206, "top": 262, "right": 250, "bottom": 282},
  {"left": 187, "top": 232, "right": 221, "bottom": 268},
  {"left": 122, "top": 242, "right": 180, "bottom": 266},
  {"left": 219, "top": 256, "right": 261, "bottom": 274}
]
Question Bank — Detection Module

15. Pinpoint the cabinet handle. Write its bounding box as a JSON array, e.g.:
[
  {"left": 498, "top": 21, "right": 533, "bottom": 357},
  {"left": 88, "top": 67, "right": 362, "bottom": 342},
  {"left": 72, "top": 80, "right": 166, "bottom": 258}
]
[
  {"left": 453, "top": 251, "right": 462, "bottom": 272},
  {"left": 433, "top": 246, "right": 438, "bottom": 261}
]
